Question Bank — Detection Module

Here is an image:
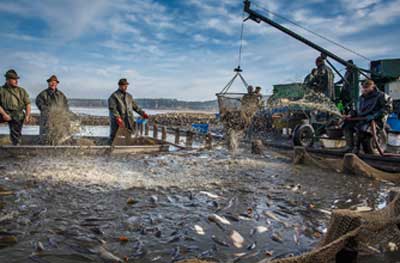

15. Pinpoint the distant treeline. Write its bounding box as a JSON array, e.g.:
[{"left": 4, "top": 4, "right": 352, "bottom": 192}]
[{"left": 65, "top": 98, "right": 218, "bottom": 111}]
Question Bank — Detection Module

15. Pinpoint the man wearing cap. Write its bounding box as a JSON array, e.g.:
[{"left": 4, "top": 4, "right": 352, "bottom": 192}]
[
  {"left": 35, "top": 75, "right": 69, "bottom": 140},
  {"left": 0, "top": 69, "right": 31, "bottom": 145},
  {"left": 314, "top": 56, "right": 335, "bottom": 100},
  {"left": 342, "top": 80, "right": 392, "bottom": 153},
  {"left": 108, "top": 78, "right": 149, "bottom": 143}
]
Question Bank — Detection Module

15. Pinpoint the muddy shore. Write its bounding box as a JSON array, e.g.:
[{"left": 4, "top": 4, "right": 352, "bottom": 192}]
[{"left": 0, "top": 145, "right": 395, "bottom": 263}]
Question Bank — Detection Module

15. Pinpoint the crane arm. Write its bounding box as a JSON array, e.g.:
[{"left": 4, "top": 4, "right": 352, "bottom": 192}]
[{"left": 243, "top": 0, "right": 370, "bottom": 73}]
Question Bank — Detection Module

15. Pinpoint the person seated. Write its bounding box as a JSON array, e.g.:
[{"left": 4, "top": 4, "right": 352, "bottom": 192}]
[{"left": 343, "top": 80, "right": 393, "bottom": 153}]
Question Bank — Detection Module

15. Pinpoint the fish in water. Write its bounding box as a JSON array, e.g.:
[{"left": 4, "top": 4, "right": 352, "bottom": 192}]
[
  {"left": 199, "top": 191, "right": 220, "bottom": 199},
  {"left": 208, "top": 214, "right": 231, "bottom": 225},
  {"left": 211, "top": 235, "right": 230, "bottom": 247},
  {"left": 247, "top": 241, "right": 257, "bottom": 250},
  {"left": 229, "top": 230, "right": 244, "bottom": 249},
  {"left": 194, "top": 225, "right": 205, "bottom": 236}
]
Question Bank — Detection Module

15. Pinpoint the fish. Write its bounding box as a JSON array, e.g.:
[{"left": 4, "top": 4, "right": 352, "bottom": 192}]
[
  {"left": 194, "top": 225, "right": 205, "bottom": 235},
  {"left": 199, "top": 191, "right": 220, "bottom": 199},
  {"left": 208, "top": 214, "right": 231, "bottom": 225},
  {"left": 211, "top": 235, "right": 230, "bottom": 247},
  {"left": 247, "top": 241, "right": 257, "bottom": 250},
  {"left": 96, "top": 246, "right": 123, "bottom": 262},
  {"left": 230, "top": 230, "right": 244, "bottom": 248}
]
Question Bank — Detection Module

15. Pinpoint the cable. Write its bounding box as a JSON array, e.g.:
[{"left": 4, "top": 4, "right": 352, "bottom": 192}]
[
  {"left": 237, "top": 10, "right": 246, "bottom": 68},
  {"left": 252, "top": 2, "right": 372, "bottom": 62}
]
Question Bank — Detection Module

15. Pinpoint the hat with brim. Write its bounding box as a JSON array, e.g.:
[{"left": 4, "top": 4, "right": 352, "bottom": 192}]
[
  {"left": 118, "top": 78, "right": 129, "bottom": 85},
  {"left": 47, "top": 75, "right": 60, "bottom": 83},
  {"left": 4, "top": 69, "right": 20, "bottom": 80}
]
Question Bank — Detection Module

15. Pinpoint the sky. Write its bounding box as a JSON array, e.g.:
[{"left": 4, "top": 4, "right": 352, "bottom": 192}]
[{"left": 0, "top": 0, "right": 399, "bottom": 101}]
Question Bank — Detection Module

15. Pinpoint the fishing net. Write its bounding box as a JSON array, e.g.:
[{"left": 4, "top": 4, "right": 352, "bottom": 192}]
[
  {"left": 267, "top": 84, "right": 341, "bottom": 117},
  {"left": 218, "top": 92, "right": 261, "bottom": 132},
  {"left": 217, "top": 93, "right": 244, "bottom": 116},
  {"left": 264, "top": 192, "right": 400, "bottom": 263},
  {"left": 42, "top": 106, "right": 80, "bottom": 145}
]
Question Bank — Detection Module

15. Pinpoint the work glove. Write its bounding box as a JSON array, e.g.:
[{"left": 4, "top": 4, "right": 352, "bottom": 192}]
[
  {"left": 142, "top": 112, "right": 149, "bottom": 119},
  {"left": 116, "top": 116, "right": 124, "bottom": 128}
]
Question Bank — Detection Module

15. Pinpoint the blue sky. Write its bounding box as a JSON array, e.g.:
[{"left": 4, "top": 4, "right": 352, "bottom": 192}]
[{"left": 0, "top": 0, "right": 399, "bottom": 100}]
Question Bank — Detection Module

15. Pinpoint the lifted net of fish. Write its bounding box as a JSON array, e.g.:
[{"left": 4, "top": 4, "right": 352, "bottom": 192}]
[
  {"left": 44, "top": 106, "right": 80, "bottom": 145},
  {"left": 261, "top": 192, "right": 400, "bottom": 263},
  {"left": 267, "top": 89, "right": 342, "bottom": 117}
]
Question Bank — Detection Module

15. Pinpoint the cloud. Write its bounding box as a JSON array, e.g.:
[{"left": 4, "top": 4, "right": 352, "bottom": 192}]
[{"left": 0, "top": 0, "right": 399, "bottom": 101}]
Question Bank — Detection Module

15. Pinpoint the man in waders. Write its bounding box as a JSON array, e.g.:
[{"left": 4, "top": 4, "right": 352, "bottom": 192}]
[
  {"left": 35, "top": 75, "right": 70, "bottom": 142},
  {"left": 0, "top": 69, "right": 31, "bottom": 145},
  {"left": 108, "top": 78, "right": 149, "bottom": 143}
]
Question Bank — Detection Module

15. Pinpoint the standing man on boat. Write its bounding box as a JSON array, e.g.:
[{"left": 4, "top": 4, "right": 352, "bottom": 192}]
[
  {"left": 336, "top": 60, "right": 359, "bottom": 114},
  {"left": 254, "top": 86, "right": 264, "bottom": 108},
  {"left": 303, "top": 68, "right": 318, "bottom": 90},
  {"left": 0, "top": 69, "right": 31, "bottom": 145},
  {"left": 108, "top": 78, "right": 149, "bottom": 143},
  {"left": 314, "top": 56, "right": 335, "bottom": 101},
  {"left": 35, "top": 75, "right": 70, "bottom": 141},
  {"left": 343, "top": 80, "right": 392, "bottom": 153}
]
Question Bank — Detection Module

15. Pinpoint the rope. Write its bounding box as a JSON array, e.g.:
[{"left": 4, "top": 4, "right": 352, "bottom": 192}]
[
  {"left": 252, "top": 2, "right": 372, "bottom": 62},
  {"left": 238, "top": 10, "right": 246, "bottom": 68}
]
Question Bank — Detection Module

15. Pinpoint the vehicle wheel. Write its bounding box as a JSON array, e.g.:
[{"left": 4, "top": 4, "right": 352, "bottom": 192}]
[
  {"left": 293, "top": 124, "right": 315, "bottom": 147},
  {"left": 362, "top": 129, "right": 388, "bottom": 155}
]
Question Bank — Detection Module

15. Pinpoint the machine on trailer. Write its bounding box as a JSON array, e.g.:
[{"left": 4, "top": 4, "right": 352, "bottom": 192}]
[{"left": 242, "top": 0, "right": 400, "bottom": 153}]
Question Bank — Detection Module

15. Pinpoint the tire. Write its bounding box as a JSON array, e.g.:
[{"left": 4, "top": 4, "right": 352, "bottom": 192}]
[
  {"left": 362, "top": 129, "right": 388, "bottom": 155},
  {"left": 293, "top": 124, "right": 315, "bottom": 147}
]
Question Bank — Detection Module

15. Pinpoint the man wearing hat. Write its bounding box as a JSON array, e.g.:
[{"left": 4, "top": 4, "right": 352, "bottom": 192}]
[
  {"left": 108, "top": 78, "right": 149, "bottom": 143},
  {"left": 0, "top": 69, "right": 31, "bottom": 145},
  {"left": 314, "top": 56, "right": 335, "bottom": 100},
  {"left": 343, "top": 80, "right": 392, "bottom": 153},
  {"left": 35, "top": 75, "right": 69, "bottom": 140}
]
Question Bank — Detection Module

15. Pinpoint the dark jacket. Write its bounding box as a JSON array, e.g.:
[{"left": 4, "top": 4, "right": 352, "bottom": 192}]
[
  {"left": 108, "top": 89, "right": 144, "bottom": 131},
  {"left": 0, "top": 83, "right": 30, "bottom": 121},
  {"left": 36, "top": 88, "right": 69, "bottom": 114},
  {"left": 315, "top": 64, "right": 335, "bottom": 100},
  {"left": 357, "top": 89, "right": 393, "bottom": 128}
]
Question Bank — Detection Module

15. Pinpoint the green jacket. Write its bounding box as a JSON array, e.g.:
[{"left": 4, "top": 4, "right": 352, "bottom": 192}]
[
  {"left": 0, "top": 84, "right": 30, "bottom": 120},
  {"left": 108, "top": 89, "right": 144, "bottom": 119},
  {"left": 36, "top": 88, "right": 69, "bottom": 114}
]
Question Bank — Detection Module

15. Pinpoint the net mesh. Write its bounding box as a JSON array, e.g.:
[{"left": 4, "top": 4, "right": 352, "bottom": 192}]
[{"left": 265, "top": 192, "right": 400, "bottom": 263}]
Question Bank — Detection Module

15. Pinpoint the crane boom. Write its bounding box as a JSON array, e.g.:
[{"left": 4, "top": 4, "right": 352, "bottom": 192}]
[{"left": 243, "top": 0, "right": 369, "bottom": 73}]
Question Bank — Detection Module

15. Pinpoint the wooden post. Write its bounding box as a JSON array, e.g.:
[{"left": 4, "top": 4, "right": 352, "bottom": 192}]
[
  {"left": 140, "top": 123, "right": 144, "bottom": 136},
  {"left": 161, "top": 127, "right": 167, "bottom": 142},
  {"left": 175, "top": 128, "right": 180, "bottom": 145},
  {"left": 145, "top": 122, "right": 149, "bottom": 136},
  {"left": 186, "top": 131, "right": 193, "bottom": 148},
  {"left": 205, "top": 132, "right": 212, "bottom": 150},
  {"left": 153, "top": 124, "right": 158, "bottom": 139}
]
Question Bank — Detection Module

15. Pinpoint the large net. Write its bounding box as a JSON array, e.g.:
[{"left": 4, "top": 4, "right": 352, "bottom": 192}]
[
  {"left": 265, "top": 192, "right": 400, "bottom": 263},
  {"left": 42, "top": 106, "right": 80, "bottom": 145},
  {"left": 267, "top": 84, "right": 341, "bottom": 117}
]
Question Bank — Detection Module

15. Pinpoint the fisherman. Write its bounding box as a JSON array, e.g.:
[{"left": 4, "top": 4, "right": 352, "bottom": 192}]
[
  {"left": 336, "top": 60, "right": 359, "bottom": 113},
  {"left": 254, "top": 86, "right": 264, "bottom": 108},
  {"left": 0, "top": 69, "right": 31, "bottom": 145},
  {"left": 35, "top": 75, "right": 70, "bottom": 141},
  {"left": 108, "top": 78, "right": 149, "bottom": 143},
  {"left": 343, "top": 80, "right": 393, "bottom": 153},
  {"left": 241, "top": 85, "right": 256, "bottom": 106},
  {"left": 303, "top": 68, "right": 318, "bottom": 90},
  {"left": 314, "top": 56, "right": 335, "bottom": 100}
]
